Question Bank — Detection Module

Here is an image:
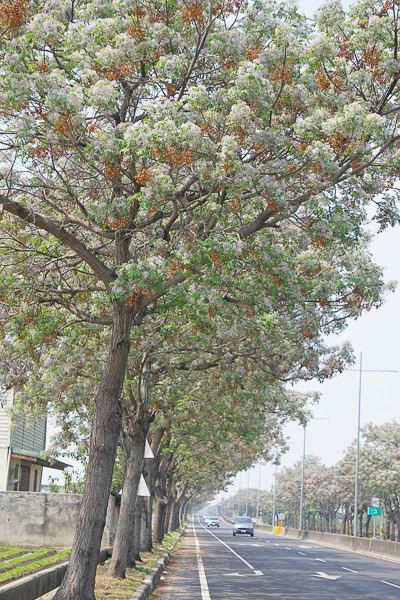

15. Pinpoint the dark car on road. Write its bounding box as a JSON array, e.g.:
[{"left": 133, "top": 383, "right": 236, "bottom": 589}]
[{"left": 233, "top": 516, "right": 254, "bottom": 537}]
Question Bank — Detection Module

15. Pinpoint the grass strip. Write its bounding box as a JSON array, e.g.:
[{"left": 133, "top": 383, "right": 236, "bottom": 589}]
[
  {"left": 93, "top": 523, "right": 186, "bottom": 600},
  {"left": 0, "top": 548, "right": 27, "bottom": 561},
  {"left": 0, "top": 548, "right": 53, "bottom": 571},
  {"left": 0, "top": 549, "right": 71, "bottom": 584}
]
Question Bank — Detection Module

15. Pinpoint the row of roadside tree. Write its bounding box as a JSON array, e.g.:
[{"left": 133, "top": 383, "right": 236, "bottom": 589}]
[
  {"left": 218, "top": 421, "right": 400, "bottom": 541},
  {"left": 1, "top": 0, "right": 400, "bottom": 598}
]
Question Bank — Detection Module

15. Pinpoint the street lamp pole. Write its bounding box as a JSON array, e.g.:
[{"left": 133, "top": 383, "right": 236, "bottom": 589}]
[
  {"left": 246, "top": 470, "right": 249, "bottom": 516},
  {"left": 272, "top": 463, "right": 277, "bottom": 526},
  {"left": 354, "top": 353, "right": 362, "bottom": 538},
  {"left": 238, "top": 473, "right": 241, "bottom": 517},
  {"left": 347, "top": 357, "right": 397, "bottom": 538},
  {"left": 256, "top": 460, "right": 261, "bottom": 524},
  {"left": 300, "top": 425, "right": 306, "bottom": 530}
]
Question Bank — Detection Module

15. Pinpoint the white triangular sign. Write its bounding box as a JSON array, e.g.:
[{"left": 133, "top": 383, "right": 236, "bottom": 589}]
[
  {"left": 137, "top": 474, "right": 150, "bottom": 497},
  {"left": 144, "top": 439, "right": 154, "bottom": 459}
]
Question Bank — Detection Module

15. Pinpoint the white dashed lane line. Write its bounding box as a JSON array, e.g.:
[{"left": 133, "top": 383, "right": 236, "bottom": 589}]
[
  {"left": 315, "top": 558, "right": 327, "bottom": 563},
  {"left": 381, "top": 580, "right": 400, "bottom": 589},
  {"left": 298, "top": 552, "right": 306, "bottom": 556},
  {"left": 342, "top": 567, "right": 358, "bottom": 573},
  {"left": 199, "top": 518, "right": 263, "bottom": 576},
  {"left": 284, "top": 547, "right": 291, "bottom": 550}
]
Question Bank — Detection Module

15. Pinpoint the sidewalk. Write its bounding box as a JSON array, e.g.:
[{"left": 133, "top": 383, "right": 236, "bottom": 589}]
[{"left": 151, "top": 527, "right": 201, "bottom": 600}]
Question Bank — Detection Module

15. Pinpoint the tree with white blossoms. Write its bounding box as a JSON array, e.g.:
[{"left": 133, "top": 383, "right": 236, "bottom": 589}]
[{"left": 1, "top": 0, "right": 400, "bottom": 596}]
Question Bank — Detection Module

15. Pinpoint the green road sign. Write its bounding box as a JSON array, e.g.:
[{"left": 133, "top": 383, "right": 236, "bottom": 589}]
[{"left": 368, "top": 507, "right": 382, "bottom": 516}]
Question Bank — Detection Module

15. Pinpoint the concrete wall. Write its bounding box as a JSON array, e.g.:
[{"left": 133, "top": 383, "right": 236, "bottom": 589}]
[{"left": 0, "top": 491, "right": 118, "bottom": 547}]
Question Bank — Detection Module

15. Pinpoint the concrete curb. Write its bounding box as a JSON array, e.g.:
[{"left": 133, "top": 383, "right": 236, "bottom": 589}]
[
  {"left": 0, "top": 548, "right": 110, "bottom": 600},
  {"left": 128, "top": 526, "right": 186, "bottom": 600}
]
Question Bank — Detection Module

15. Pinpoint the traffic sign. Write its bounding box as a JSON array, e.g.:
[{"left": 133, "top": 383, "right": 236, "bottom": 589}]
[
  {"left": 368, "top": 507, "right": 381, "bottom": 516},
  {"left": 371, "top": 498, "right": 380, "bottom": 508}
]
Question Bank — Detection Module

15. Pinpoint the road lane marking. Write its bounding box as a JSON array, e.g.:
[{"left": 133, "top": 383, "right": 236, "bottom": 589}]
[
  {"left": 341, "top": 567, "right": 358, "bottom": 573},
  {"left": 284, "top": 547, "right": 291, "bottom": 550},
  {"left": 192, "top": 520, "right": 211, "bottom": 600},
  {"left": 315, "top": 558, "right": 327, "bottom": 562},
  {"left": 223, "top": 571, "right": 264, "bottom": 577},
  {"left": 273, "top": 543, "right": 280, "bottom": 546},
  {"left": 298, "top": 552, "right": 306, "bottom": 555},
  {"left": 311, "top": 572, "right": 341, "bottom": 580},
  {"left": 198, "top": 517, "right": 263, "bottom": 576},
  {"left": 381, "top": 580, "right": 400, "bottom": 589}
]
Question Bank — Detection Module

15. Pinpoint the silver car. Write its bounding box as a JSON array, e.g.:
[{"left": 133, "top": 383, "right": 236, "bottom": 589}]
[{"left": 233, "top": 516, "right": 254, "bottom": 537}]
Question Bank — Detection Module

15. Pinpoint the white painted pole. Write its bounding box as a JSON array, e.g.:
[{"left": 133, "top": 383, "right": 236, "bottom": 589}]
[{"left": 246, "top": 471, "right": 249, "bottom": 516}]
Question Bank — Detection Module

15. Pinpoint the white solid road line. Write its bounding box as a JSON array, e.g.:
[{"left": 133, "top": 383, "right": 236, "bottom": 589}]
[
  {"left": 192, "top": 520, "right": 211, "bottom": 600},
  {"left": 341, "top": 567, "right": 358, "bottom": 573},
  {"left": 381, "top": 580, "right": 400, "bottom": 589},
  {"left": 198, "top": 517, "right": 264, "bottom": 576}
]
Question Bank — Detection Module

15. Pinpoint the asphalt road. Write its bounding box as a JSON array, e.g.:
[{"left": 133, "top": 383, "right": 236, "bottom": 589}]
[{"left": 153, "top": 517, "right": 400, "bottom": 599}]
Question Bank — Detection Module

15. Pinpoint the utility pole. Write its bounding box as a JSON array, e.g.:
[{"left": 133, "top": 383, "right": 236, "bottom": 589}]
[
  {"left": 246, "top": 470, "right": 249, "bottom": 516},
  {"left": 300, "top": 425, "right": 306, "bottom": 530},
  {"left": 354, "top": 353, "right": 362, "bottom": 538},
  {"left": 238, "top": 473, "right": 241, "bottom": 517},
  {"left": 349, "top": 356, "right": 397, "bottom": 537}
]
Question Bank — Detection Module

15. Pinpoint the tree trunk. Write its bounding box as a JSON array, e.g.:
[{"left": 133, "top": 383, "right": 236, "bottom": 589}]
[
  {"left": 167, "top": 478, "right": 177, "bottom": 533},
  {"left": 390, "top": 514, "right": 396, "bottom": 541},
  {"left": 140, "top": 427, "right": 165, "bottom": 551},
  {"left": 108, "top": 423, "right": 145, "bottom": 577},
  {"left": 171, "top": 482, "right": 187, "bottom": 531},
  {"left": 54, "top": 302, "right": 133, "bottom": 600},
  {"left": 108, "top": 358, "right": 153, "bottom": 578},
  {"left": 365, "top": 513, "right": 371, "bottom": 537},
  {"left": 153, "top": 495, "right": 168, "bottom": 543},
  {"left": 342, "top": 513, "right": 347, "bottom": 535},
  {"left": 140, "top": 496, "right": 153, "bottom": 553},
  {"left": 128, "top": 495, "right": 143, "bottom": 565},
  {"left": 179, "top": 499, "right": 187, "bottom": 525},
  {"left": 152, "top": 444, "right": 174, "bottom": 544}
]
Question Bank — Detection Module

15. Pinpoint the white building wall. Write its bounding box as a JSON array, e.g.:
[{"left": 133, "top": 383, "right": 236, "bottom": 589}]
[
  {"left": 0, "top": 389, "right": 13, "bottom": 448},
  {"left": 0, "top": 390, "right": 13, "bottom": 491},
  {"left": 0, "top": 448, "right": 10, "bottom": 491}
]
